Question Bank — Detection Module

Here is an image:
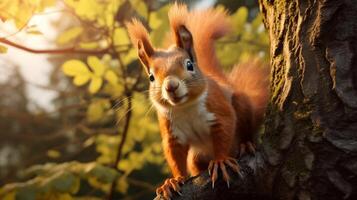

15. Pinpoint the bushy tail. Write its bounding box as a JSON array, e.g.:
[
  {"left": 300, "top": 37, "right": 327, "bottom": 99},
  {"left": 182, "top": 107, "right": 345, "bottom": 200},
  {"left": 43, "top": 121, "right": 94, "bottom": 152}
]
[
  {"left": 186, "top": 7, "right": 231, "bottom": 80},
  {"left": 228, "top": 59, "right": 270, "bottom": 124},
  {"left": 168, "top": 4, "right": 270, "bottom": 132}
]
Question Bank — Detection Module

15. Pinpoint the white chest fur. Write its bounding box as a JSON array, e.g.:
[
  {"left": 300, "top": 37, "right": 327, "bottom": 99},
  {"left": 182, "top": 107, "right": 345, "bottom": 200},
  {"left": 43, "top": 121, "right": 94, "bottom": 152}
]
[{"left": 167, "top": 92, "right": 216, "bottom": 146}]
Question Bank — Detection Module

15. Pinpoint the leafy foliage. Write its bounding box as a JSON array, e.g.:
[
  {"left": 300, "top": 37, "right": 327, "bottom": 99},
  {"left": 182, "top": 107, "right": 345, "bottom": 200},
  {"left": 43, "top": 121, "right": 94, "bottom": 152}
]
[{"left": 0, "top": 0, "right": 268, "bottom": 199}]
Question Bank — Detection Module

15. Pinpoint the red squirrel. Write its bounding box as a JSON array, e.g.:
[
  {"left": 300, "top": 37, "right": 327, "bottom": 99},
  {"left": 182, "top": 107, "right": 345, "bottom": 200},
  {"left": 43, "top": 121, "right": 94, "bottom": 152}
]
[{"left": 126, "top": 3, "right": 269, "bottom": 199}]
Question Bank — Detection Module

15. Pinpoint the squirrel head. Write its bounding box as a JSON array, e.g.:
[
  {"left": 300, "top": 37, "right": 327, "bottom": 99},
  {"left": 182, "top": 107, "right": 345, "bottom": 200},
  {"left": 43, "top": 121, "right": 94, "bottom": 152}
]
[{"left": 126, "top": 4, "right": 207, "bottom": 109}]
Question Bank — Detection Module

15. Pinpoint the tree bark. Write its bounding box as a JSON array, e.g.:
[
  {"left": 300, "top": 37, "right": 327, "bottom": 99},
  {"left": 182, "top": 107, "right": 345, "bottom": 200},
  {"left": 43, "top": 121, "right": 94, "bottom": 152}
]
[
  {"left": 156, "top": 0, "right": 357, "bottom": 199},
  {"left": 259, "top": 0, "right": 357, "bottom": 199}
]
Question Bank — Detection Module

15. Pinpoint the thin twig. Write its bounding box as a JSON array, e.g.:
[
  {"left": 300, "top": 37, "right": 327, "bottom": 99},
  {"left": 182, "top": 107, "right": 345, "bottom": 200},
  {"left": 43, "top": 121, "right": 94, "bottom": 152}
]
[{"left": 107, "top": 94, "right": 132, "bottom": 200}]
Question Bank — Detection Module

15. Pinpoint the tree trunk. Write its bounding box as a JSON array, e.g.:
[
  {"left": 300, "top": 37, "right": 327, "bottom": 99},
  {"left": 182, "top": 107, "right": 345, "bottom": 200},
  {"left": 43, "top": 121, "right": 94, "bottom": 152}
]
[
  {"left": 156, "top": 0, "right": 357, "bottom": 199},
  {"left": 259, "top": 0, "right": 357, "bottom": 199}
]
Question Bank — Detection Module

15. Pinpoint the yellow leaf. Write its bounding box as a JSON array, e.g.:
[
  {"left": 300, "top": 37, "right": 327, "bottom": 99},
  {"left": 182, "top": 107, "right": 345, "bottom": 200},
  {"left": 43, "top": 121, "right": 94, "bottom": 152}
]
[
  {"left": 116, "top": 176, "right": 129, "bottom": 194},
  {"left": 122, "top": 48, "right": 137, "bottom": 65},
  {"left": 76, "top": 0, "right": 101, "bottom": 20},
  {"left": 149, "top": 5, "right": 170, "bottom": 46},
  {"left": 89, "top": 77, "right": 102, "bottom": 94},
  {"left": 38, "top": 0, "right": 56, "bottom": 11},
  {"left": 131, "top": 0, "right": 147, "bottom": 18},
  {"left": 57, "top": 27, "right": 83, "bottom": 44},
  {"left": 114, "top": 28, "right": 129, "bottom": 46},
  {"left": 62, "top": 60, "right": 90, "bottom": 76},
  {"left": 103, "top": 83, "right": 123, "bottom": 98},
  {"left": 0, "top": 45, "right": 7, "bottom": 53},
  {"left": 83, "top": 137, "right": 95, "bottom": 147},
  {"left": 87, "top": 56, "right": 106, "bottom": 76},
  {"left": 104, "top": 71, "right": 118, "bottom": 85},
  {"left": 149, "top": 11, "right": 162, "bottom": 29},
  {"left": 79, "top": 41, "right": 99, "bottom": 49},
  {"left": 73, "top": 75, "right": 91, "bottom": 86},
  {"left": 47, "top": 150, "right": 61, "bottom": 158},
  {"left": 3, "top": 191, "right": 15, "bottom": 200},
  {"left": 232, "top": 7, "right": 248, "bottom": 33},
  {"left": 57, "top": 193, "right": 73, "bottom": 200}
]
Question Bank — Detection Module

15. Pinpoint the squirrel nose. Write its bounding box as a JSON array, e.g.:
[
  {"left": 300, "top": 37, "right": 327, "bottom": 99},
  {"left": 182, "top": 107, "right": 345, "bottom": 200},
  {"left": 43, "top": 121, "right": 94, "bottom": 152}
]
[{"left": 165, "top": 79, "right": 179, "bottom": 93}]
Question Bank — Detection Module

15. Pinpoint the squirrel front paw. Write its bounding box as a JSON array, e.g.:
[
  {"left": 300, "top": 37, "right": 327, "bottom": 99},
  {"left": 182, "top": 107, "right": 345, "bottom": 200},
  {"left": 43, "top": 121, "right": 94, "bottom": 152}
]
[
  {"left": 208, "top": 157, "right": 241, "bottom": 188},
  {"left": 156, "top": 176, "right": 185, "bottom": 200}
]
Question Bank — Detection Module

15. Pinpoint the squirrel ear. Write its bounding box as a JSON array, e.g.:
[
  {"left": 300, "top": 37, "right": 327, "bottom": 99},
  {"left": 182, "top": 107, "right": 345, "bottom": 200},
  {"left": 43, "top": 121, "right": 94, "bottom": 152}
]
[
  {"left": 176, "top": 25, "right": 194, "bottom": 59},
  {"left": 137, "top": 40, "right": 153, "bottom": 74},
  {"left": 126, "top": 18, "right": 154, "bottom": 74}
]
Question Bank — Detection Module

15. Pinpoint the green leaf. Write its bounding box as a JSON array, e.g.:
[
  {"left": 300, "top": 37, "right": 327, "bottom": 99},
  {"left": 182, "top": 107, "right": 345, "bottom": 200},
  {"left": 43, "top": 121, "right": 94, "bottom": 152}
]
[
  {"left": 16, "top": 186, "right": 37, "bottom": 200},
  {"left": 89, "top": 77, "right": 102, "bottom": 94},
  {"left": 87, "top": 56, "right": 106, "bottom": 76},
  {"left": 48, "top": 172, "right": 80, "bottom": 194},
  {"left": 57, "top": 27, "right": 83, "bottom": 44},
  {"left": 62, "top": 60, "right": 90, "bottom": 77},
  {"left": 0, "top": 45, "right": 8, "bottom": 53},
  {"left": 87, "top": 164, "right": 118, "bottom": 183}
]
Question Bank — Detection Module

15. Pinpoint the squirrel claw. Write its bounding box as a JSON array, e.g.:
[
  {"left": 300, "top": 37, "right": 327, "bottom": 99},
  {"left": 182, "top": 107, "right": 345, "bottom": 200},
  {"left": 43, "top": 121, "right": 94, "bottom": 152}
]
[
  {"left": 156, "top": 177, "right": 185, "bottom": 200},
  {"left": 239, "top": 141, "right": 256, "bottom": 157},
  {"left": 208, "top": 157, "right": 240, "bottom": 189}
]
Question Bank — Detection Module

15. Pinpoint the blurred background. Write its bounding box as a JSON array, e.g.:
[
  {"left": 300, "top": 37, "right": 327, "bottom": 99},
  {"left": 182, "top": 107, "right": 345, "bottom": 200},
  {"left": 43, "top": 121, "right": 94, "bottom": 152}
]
[{"left": 0, "top": 0, "right": 268, "bottom": 199}]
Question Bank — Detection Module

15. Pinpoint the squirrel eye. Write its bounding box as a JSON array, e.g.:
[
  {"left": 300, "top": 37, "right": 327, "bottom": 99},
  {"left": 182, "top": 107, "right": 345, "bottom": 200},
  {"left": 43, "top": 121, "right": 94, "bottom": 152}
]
[
  {"left": 149, "top": 73, "right": 155, "bottom": 82},
  {"left": 185, "top": 59, "right": 194, "bottom": 72}
]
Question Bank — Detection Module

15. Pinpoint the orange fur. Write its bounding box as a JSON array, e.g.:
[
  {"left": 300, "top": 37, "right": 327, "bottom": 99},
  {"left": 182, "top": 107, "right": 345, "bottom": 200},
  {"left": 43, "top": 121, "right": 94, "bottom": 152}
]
[
  {"left": 229, "top": 60, "right": 270, "bottom": 130},
  {"left": 186, "top": 7, "right": 231, "bottom": 82},
  {"left": 125, "top": 18, "right": 152, "bottom": 50},
  {"left": 126, "top": 3, "right": 270, "bottom": 198},
  {"left": 168, "top": 3, "right": 189, "bottom": 46},
  {"left": 205, "top": 79, "right": 237, "bottom": 158}
]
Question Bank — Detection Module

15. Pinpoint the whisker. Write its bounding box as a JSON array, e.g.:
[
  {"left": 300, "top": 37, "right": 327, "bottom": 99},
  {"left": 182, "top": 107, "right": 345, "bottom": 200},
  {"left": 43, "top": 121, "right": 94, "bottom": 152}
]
[
  {"left": 116, "top": 104, "right": 137, "bottom": 126},
  {"left": 112, "top": 95, "right": 134, "bottom": 110},
  {"left": 144, "top": 102, "right": 156, "bottom": 117}
]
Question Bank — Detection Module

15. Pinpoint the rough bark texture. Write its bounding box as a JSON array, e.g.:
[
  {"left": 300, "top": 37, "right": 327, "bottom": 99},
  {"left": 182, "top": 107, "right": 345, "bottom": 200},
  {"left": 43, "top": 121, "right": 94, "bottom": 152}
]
[
  {"left": 154, "top": 153, "right": 270, "bottom": 200},
  {"left": 155, "top": 0, "right": 357, "bottom": 199},
  {"left": 260, "top": 0, "right": 357, "bottom": 199}
]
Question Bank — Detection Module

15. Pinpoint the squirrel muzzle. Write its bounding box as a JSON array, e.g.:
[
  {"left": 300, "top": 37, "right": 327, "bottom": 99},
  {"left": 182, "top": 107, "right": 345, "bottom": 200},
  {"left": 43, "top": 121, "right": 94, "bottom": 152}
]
[{"left": 162, "top": 76, "right": 188, "bottom": 105}]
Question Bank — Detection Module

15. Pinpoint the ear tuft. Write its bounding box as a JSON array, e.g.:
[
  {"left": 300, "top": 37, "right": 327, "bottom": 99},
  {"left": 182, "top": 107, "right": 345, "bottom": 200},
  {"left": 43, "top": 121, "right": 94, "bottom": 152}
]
[
  {"left": 125, "top": 18, "right": 154, "bottom": 56},
  {"left": 168, "top": 2, "right": 189, "bottom": 47},
  {"left": 126, "top": 18, "right": 154, "bottom": 73}
]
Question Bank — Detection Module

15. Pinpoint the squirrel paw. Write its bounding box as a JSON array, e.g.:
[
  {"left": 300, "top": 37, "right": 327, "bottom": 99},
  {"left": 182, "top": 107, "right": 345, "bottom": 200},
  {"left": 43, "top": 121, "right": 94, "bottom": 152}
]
[
  {"left": 208, "top": 157, "right": 241, "bottom": 189},
  {"left": 239, "top": 141, "right": 256, "bottom": 157},
  {"left": 156, "top": 177, "right": 184, "bottom": 200}
]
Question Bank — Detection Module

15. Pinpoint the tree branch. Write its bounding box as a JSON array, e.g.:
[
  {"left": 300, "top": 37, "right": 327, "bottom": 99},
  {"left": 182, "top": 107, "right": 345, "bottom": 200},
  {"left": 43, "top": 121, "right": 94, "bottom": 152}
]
[
  {"left": 154, "top": 152, "right": 272, "bottom": 200},
  {"left": 0, "top": 38, "right": 112, "bottom": 54}
]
